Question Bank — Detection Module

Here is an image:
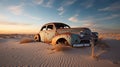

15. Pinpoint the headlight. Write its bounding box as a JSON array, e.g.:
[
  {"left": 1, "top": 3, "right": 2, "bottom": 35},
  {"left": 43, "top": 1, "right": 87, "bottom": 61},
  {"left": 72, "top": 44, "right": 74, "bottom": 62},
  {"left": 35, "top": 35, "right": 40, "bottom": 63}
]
[
  {"left": 96, "top": 33, "right": 98, "bottom": 36},
  {"left": 80, "top": 34, "right": 84, "bottom": 38}
]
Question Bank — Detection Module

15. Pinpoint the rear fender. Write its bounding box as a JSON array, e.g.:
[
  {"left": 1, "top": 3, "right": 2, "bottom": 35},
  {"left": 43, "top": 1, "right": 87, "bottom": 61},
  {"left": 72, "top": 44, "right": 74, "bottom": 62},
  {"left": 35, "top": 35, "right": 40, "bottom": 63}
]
[
  {"left": 51, "top": 33, "right": 81, "bottom": 46},
  {"left": 51, "top": 33, "right": 71, "bottom": 46}
]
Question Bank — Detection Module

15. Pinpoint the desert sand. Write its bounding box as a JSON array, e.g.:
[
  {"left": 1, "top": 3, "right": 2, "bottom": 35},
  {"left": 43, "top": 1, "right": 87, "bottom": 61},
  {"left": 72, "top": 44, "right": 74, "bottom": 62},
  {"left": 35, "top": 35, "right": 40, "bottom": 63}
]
[{"left": 0, "top": 34, "right": 120, "bottom": 67}]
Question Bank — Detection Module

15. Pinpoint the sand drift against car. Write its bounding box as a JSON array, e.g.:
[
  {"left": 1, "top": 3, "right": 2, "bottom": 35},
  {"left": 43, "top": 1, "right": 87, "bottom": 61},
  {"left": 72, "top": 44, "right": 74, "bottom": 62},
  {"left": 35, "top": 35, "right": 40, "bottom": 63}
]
[{"left": 34, "top": 22, "right": 98, "bottom": 47}]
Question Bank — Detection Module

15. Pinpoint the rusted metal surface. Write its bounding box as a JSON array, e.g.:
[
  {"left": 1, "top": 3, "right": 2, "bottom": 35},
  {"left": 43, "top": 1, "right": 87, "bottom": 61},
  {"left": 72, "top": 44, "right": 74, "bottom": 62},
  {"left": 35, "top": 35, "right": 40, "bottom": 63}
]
[
  {"left": 34, "top": 22, "right": 98, "bottom": 47},
  {"left": 40, "top": 30, "right": 56, "bottom": 43},
  {"left": 51, "top": 33, "right": 71, "bottom": 46}
]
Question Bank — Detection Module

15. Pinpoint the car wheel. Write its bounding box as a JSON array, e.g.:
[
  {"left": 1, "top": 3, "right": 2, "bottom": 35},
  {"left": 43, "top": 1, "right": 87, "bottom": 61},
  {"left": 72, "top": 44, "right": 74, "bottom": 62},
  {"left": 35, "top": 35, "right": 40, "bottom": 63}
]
[
  {"left": 34, "top": 34, "right": 41, "bottom": 42},
  {"left": 56, "top": 38, "right": 69, "bottom": 46}
]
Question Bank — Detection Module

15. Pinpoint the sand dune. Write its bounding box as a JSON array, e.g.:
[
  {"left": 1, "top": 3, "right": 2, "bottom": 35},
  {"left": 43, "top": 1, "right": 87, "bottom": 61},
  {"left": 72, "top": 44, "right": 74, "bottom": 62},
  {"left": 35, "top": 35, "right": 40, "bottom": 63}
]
[{"left": 0, "top": 34, "right": 120, "bottom": 67}]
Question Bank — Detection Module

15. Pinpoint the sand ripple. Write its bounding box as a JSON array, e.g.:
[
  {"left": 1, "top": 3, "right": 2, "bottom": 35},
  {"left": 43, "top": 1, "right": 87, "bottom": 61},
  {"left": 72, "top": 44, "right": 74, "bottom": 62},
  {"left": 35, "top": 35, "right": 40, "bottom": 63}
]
[{"left": 0, "top": 38, "right": 120, "bottom": 67}]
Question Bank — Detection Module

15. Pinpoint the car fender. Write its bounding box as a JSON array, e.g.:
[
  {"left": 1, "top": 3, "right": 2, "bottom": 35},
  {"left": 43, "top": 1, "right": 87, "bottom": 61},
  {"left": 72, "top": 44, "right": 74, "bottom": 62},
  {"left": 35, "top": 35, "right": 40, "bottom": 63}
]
[
  {"left": 51, "top": 33, "right": 72, "bottom": 46},
  {"left": 51, "top": 33, "right": 81, "bottom": 46}
]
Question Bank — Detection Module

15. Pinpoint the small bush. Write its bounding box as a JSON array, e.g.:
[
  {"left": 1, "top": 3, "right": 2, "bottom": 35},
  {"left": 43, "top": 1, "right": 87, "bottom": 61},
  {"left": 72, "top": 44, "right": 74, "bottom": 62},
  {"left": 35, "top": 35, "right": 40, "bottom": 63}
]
[
  {"left": 91, "top": 55, "right": 100, "bottom": 61},
  {"left": 20, "top": 38, "right": 34, "bottom": 44}
]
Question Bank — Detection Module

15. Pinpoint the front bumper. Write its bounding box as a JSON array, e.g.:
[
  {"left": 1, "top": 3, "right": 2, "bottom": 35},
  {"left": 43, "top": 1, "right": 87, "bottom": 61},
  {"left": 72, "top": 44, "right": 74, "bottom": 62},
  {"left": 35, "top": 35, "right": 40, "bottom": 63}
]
[
  {"left": 72, "top": 40, "right": 91, "bottom": 47},
  {"left": 73, "top": 43, "right": 90, "bottom": 47}
]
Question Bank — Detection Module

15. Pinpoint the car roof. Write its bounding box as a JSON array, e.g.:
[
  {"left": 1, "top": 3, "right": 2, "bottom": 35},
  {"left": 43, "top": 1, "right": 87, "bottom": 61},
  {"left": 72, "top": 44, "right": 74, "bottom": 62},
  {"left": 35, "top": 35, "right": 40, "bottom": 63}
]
[
  {"left": 42, "top": 22, "right": 90, "bottom": 30},
  {"left": 44, "top": 22, "right": 67, "bottom": 25},
  {"left": 43, "top": 22, "right": 70, "bottom": 27}
]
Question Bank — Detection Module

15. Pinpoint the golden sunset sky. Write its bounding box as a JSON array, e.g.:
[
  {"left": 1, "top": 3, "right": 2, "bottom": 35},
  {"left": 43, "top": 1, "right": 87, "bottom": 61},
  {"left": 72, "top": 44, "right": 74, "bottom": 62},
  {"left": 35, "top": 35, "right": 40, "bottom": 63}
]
[{"left": 0, "top": 0, "right": 120, "bottom": 34}]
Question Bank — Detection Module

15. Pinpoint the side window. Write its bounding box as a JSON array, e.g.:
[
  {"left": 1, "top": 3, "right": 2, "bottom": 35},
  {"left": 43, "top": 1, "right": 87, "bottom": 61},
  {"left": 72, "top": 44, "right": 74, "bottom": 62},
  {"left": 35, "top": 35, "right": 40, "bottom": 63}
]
[
  {"left": 64, "top": 26, "right": 70, "bottom": 28},
  {"left": 41, "top": 26, "right": 46, "bottom": 31},
  {"left": 47, "top": 25, "right": 53, "bottom": 30}
]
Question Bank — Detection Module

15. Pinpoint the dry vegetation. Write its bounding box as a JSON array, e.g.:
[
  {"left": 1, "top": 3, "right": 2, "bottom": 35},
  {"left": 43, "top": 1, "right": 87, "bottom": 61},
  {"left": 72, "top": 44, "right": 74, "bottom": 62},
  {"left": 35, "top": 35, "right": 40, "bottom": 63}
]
[
  {"left": 0, "top": 34, "right": 34, "bottom": 44},
  {"left": 91, "top": 38, "right": 110, "bottom": 60},
  {"left": 20, "top": 38, "right": 34, "bottom": 44},
  {"left": 0, "top": 34, "right": 34, "bottom": 39},
  {"left": 0, "top": 34, "right": 17, "bottom": 38},
  {"left": 51, "top": 44, "right": 71, "bottom": 51},
  {"left": 91, "top": 35, "right": 110, "bottom": 60}
]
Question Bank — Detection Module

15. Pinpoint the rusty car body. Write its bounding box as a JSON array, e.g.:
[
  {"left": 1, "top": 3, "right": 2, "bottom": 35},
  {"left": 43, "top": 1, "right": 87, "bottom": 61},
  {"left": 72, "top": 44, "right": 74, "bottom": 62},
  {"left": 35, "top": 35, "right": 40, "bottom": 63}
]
[{"left": 34, "top": 22, "right": 98, "bottom": 47}]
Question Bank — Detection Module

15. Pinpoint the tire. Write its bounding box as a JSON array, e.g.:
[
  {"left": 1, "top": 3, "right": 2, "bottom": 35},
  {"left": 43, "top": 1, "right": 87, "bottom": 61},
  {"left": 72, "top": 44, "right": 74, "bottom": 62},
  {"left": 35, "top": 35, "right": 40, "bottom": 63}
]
[
  {"left": 56, "top": 38, "right": 69, "bottom": 46},
  {"left": 34, "top": 34, "right": 41, "bottom": 42}
]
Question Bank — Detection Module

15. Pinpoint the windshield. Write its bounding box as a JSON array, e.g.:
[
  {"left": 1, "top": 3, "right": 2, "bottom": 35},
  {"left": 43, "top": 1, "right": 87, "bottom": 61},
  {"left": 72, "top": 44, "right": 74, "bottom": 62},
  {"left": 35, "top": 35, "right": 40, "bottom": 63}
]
[
  {"left": 54, "top": 23, "right": 70, "bottom": 29},
  {"left": 80, "top": 28, "right": 91, "bottom": 35}
]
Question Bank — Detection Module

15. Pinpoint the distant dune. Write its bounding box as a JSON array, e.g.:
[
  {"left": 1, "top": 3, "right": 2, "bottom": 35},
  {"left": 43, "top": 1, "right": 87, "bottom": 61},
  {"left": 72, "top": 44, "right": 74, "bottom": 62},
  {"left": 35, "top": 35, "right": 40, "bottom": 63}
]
[
  {"left": 0, "top": 34, "right": 120, "bottom": 67},
  {"left": 99, "top": 33, "right": 120, "bottom": 40}
]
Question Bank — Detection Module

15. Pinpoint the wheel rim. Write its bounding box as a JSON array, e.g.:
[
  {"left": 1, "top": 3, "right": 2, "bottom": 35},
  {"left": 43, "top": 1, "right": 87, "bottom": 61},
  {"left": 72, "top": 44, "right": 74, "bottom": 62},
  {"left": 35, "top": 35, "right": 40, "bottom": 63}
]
[{"left": 34, "top": 35, "right": 39, "bottom": 41}]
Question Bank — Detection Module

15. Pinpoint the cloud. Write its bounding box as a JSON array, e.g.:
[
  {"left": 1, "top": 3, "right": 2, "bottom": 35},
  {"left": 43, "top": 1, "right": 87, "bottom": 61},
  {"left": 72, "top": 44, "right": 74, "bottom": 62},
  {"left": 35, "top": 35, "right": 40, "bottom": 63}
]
[
  {"left": 93, "top": 14, "right": 120, "bottom": 21},
  {"left": 68, "top": 13, "right": 120, "bottom": 33},
  {"left": 68, "top": 13, "right": 120, "bottom": 23},
  {"left": 71, "top": 13, "right": 120, "bottom": 22},
  {"left": 45, "top": 0, "right": 55, "bottom": 8},
  {"left": 24, "top": 14, "right": 42, "bottom": 21},
  {"left": 0, "top": 20, "right": 31, "bottom": 26},
  {"left": 63, "top": 0, "right": 77, "bottom": 6},
  {"left": 7, "top": 4, "right": 42, "bottom": 21},
  {"left": 81, "top": 22, "right": 102, "bottom": 32},
  {"left": 102, "top": 14, "right": 120, "bottom": 20},
  {"left": 0, "top": 14, "right": 8, "bottom": 20},
  {"left": 57, "top": 0, "right": 76, "bottom": 15},
  {"left": 0, "top": 14, "right": 31, "bottom": 26},
  {"left": 57, "top": 7, "right": 65, "bottom": 15},
  {"left": 0, "top": 23, "right": 37, "bottom": 34},
  {"left": 8, "top": 4, "right": 23, "bottom": 15},
  {"left": 68, "top": 17, "right": 78, "bottom": 22},
  {"left": 33, "top": 0, "right": 55, "bottom": 8},
  {"left": 98, "top": 1, "right": 120, "bottom": 11},
  {"left": 80, "top": 0, "right": 94, "bottom": 8},
  {"left": 68, "top": 14, "right": 79, "bottom": 22},
  {"left": 34, "top": 0, "right": 44, "bottom": 5},
  {"left": 68, "top": 14, "right": 98, "bottom": 31},
  {"left": 82, "top": 23, "right": 95, "bottom": 27},
  {"left": 68, "top": 14, "right": 92, "bottom": 23}
]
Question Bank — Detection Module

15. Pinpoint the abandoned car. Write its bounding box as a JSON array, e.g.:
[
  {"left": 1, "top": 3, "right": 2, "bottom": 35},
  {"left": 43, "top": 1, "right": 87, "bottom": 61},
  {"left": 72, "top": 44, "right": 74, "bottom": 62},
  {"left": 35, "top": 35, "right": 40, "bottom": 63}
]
[{"left": 34, "top": 22, "right": 98, "bottom": 47}]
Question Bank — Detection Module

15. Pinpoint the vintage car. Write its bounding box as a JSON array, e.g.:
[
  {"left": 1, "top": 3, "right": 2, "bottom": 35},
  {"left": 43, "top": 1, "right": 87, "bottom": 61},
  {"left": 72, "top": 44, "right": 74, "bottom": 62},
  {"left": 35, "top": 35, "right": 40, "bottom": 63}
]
[{"left": 34, "top": 22, "right": 98, "bottom": 47}]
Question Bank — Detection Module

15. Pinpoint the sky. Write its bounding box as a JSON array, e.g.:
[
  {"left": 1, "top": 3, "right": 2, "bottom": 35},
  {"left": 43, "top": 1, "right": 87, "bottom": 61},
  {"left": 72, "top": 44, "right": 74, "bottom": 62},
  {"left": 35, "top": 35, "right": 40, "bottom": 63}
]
[{"left": 0, "top": 0, "right": 120, "bottom": 34}]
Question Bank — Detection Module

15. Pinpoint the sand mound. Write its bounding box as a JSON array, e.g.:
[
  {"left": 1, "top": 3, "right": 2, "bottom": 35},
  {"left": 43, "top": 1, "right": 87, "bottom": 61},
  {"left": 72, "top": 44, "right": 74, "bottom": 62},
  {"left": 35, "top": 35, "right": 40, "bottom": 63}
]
[
  {"left": 96, "top": 39, "right": 110, "bottom": 50},
  {"left": 50, "top": 44, "right": 71, "bottom": 52},
  {"left": 20, "top": 38, "right": 34, "bottom": 44}
]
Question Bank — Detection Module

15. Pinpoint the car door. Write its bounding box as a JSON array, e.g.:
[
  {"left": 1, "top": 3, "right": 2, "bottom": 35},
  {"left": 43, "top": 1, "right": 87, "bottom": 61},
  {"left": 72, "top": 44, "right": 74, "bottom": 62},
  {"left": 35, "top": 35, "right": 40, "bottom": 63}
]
[
  {"left": 44, "top": 24, "right": 56, "bottom": 43},
  {"left": 39, "top": 25, "right": 47, "bottom": 42}
]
